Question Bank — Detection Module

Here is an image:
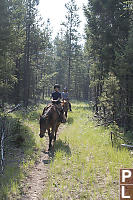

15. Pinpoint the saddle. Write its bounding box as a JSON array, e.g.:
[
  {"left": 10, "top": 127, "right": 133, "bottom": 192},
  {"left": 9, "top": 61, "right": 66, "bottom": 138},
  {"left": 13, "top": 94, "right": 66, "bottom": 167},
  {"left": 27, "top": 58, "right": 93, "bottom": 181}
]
[
  {"left": 53, "top": 103, "right": 62, "bottom": 117},
  {"left": 43, "top": 102, "right": 65, "bottom": 123}
]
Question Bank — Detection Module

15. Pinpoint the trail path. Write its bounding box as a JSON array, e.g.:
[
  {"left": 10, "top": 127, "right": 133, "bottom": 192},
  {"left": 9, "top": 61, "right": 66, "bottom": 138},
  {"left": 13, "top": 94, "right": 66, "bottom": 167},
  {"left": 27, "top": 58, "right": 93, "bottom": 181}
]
[
  {"left": 20, "top": 150, "right": 50, "bottom": 200},
  {"left": 19, "top": 126, "right": 64, "bottom": 200}
]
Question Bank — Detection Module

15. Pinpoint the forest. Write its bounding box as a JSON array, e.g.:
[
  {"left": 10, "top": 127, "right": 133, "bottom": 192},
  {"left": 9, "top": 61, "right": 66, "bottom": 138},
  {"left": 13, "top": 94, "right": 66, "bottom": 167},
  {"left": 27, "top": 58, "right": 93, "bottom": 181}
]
[{"left": 1, "top": 0, "right": 133, "bottom": 131}]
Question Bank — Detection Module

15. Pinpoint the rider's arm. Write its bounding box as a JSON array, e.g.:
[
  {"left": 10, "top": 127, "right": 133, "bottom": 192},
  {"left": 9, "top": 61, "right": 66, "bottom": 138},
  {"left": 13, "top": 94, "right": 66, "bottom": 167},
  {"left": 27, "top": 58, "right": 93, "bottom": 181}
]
[
  {"left": 51, "top": 92, "right": 61, "bottom": 102},
  {"left": 52, "top": 97, "right": 60, "bottom": 101},
  {"left": 51, "top": 93, "right": 59, "bottom": 101},
  {"left": 51, "top": 92, "right": 54, "bottom": 101},
  {"left": 58, "top": 92, "right": 61, "bottom": 101}
]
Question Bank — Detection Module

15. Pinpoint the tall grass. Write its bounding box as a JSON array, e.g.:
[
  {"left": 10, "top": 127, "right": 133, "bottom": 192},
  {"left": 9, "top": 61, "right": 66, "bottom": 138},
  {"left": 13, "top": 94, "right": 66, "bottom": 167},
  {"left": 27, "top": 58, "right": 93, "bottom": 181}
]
[{"left": 43, "top": 102, "right": 133, "bottom": 200}]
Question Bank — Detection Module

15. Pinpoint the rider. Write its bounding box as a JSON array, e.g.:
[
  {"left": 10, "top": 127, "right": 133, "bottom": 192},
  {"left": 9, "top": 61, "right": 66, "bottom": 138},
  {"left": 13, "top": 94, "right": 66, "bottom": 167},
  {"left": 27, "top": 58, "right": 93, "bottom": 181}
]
[
  {"left": 61, "top": 87, "right": 72, "bottom": 111},
  {"left": 51, "top": 84, "right": 65, "bottom": 123}
]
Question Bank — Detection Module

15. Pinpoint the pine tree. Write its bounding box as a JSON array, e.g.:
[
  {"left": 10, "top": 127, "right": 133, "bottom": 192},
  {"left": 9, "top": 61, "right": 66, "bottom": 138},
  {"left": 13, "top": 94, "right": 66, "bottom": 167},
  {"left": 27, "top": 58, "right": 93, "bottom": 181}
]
[
  {"left": 0, "top": 0, "right": 17, "bottom": 109},
  {"left": 84, "top": 0, "right": 131, "bottom": 128},
  {"left": 61, "top": 0, "right": 80, "bottom": 92}
]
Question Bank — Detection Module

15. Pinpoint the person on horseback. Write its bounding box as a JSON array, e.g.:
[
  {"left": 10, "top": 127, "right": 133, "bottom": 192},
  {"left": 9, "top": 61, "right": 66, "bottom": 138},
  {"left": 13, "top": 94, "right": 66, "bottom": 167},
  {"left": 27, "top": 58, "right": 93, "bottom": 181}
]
[
  {"left": 51, "top": 84, "right": 65, "bottom": 123},
  {"left": 61, "top": 87, "right": 72, "bottom": 111}
]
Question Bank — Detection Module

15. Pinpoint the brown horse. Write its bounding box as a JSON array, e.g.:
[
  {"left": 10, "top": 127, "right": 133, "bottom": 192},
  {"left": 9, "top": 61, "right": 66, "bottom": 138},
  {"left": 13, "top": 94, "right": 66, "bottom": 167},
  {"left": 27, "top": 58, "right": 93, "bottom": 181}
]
[
  {"left": 61, "top": 100, "right": 69, "bottom": 118},
  {"left": 39, "top": 104, "right": 65, "bottom": 150}
]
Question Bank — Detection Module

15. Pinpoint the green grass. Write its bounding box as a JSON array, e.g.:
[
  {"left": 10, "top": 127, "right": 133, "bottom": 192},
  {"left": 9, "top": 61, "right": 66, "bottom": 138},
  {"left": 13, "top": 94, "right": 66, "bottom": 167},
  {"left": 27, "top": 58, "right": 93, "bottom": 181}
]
[
  {"left": 1, "top": 102, "right": 133, "bottom": 200},
  {"left": 43, "top": 102, "right": 133, "bottom": 200},
  {"left": 0, "top": 104, "right": 46, "bottom": 200}
]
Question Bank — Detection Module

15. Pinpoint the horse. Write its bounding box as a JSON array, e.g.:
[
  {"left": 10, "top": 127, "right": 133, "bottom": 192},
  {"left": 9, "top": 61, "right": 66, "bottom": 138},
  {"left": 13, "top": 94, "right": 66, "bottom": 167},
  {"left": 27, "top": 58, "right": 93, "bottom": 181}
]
[
  {"left": 61, "top": 100, "right": 69, "bottom": 118},
  {"left": 39, "top": 104, "right": 66, "bottom": 151}
]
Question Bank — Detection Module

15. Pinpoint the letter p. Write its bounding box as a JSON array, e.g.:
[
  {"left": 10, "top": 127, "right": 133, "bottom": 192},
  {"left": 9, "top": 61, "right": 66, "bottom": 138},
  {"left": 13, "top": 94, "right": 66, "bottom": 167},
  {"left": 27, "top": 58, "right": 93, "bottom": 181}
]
[{"left": 122, "top": 170, "right": 132, "bottom": 183}]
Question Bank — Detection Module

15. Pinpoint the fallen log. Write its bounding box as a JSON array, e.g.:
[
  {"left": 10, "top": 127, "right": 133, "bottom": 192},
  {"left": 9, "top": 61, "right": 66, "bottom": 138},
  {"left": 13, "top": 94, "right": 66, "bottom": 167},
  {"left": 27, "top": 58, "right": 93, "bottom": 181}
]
[{"left": 121, "top": 144, "right": 133, "bottom": 148}]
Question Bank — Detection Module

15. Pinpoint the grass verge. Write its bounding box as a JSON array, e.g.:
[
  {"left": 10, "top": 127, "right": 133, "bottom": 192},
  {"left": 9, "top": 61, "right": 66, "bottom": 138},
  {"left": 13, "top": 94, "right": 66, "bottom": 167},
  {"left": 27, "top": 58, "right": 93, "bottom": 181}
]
[{"left": 43, "top": 102, "right": 133, "bottom": 200}]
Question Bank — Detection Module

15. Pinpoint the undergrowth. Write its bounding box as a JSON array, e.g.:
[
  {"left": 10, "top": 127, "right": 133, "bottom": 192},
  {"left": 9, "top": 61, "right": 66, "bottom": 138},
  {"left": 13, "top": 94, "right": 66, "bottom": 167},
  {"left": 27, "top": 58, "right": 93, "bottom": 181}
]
[{"left": 0, "top": 104, "right": 45, "bottom": 199}]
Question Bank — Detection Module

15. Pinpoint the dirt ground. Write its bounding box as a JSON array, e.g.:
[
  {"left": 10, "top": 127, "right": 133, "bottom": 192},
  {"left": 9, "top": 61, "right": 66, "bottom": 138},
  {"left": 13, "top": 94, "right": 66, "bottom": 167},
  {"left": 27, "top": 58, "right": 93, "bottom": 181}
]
[{"left": 19, "top": 126, "right": 64, "bottom": 200}]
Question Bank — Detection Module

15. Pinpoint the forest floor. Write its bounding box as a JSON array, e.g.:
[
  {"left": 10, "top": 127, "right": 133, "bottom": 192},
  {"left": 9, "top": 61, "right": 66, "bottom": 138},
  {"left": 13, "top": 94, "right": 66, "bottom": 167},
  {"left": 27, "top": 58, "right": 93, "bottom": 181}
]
[{"left": 0, "top": 102, "right": 133, "bottom": 200}]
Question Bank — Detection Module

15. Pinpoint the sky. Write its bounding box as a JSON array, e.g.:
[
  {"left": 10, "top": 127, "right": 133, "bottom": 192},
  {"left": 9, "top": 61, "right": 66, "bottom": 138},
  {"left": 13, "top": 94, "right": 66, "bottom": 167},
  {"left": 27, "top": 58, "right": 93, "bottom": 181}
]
[{"left": 38, "top": 0, "right": 88, "bottom": 39}]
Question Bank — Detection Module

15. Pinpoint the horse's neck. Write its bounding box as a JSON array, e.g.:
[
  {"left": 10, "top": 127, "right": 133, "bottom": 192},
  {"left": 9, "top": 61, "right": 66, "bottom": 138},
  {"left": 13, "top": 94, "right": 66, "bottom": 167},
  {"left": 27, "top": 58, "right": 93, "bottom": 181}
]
[{"left": 43, "top": 104, "right": 53, "bottom": 117}]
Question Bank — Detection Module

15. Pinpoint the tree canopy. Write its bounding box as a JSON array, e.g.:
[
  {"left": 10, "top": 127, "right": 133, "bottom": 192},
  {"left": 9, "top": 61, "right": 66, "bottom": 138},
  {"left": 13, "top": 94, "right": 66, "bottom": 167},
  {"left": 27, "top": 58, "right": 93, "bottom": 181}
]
[{"left": 0, "top": 0, "right": 133, "bottom": 130}]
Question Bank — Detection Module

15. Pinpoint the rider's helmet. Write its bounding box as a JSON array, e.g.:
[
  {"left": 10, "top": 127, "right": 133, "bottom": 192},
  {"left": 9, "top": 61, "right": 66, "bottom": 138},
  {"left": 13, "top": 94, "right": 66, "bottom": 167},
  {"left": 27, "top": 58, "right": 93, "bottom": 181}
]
[{"left": 54, "top": 84, "right": 60, "bottom": 89}]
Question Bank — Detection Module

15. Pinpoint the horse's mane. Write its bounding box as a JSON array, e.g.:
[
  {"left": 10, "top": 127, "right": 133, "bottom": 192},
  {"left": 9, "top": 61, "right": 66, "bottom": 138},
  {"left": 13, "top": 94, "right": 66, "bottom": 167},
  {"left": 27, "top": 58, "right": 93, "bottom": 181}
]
[{"left": 41, "top": 104, "right": 55, "bottom": 121}]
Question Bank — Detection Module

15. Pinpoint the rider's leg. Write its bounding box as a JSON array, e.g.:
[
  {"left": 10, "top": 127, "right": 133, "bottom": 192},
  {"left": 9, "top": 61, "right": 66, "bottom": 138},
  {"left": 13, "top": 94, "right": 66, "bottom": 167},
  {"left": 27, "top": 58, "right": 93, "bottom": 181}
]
[
  {"left": 56, "top": 104, "right": 65, "bottom": 123},
  {"left": 69, "top": 102, "right": 72, "bottom": 111}
]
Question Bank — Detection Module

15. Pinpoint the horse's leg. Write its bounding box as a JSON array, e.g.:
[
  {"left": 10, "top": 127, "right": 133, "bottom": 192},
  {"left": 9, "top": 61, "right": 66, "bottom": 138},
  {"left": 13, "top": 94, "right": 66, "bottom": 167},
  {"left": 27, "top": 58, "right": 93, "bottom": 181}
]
[
  {"left": 48, "top": 129, "right": 52, "bottom": 151},
  {"left": 69, "top": 102, "right": 72, "bottom": 111},
  {"left": 65, "top": 111, "right": 67, "bottom": 118},
  {"left": 51, "top": 122, "right": 57, "bottom": 144},
  {"left": 54, "top": 123, "right": 60, "bottom": 142}
]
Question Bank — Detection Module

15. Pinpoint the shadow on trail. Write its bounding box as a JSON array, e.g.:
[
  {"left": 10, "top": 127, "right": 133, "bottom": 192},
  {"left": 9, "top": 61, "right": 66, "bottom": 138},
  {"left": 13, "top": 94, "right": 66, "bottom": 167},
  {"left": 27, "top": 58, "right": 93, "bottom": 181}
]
[
  {"left": 67, "top": 117, "right": 74, "bottom": 125},
  {"left": 73, "top": 106, "right": 89, "bottom": 110},
  {"left": 54, "top": 139, "right": 71, "bottom": 156},
  {"left": 42, "top": 138, "right": 71, "bottom": 166}
]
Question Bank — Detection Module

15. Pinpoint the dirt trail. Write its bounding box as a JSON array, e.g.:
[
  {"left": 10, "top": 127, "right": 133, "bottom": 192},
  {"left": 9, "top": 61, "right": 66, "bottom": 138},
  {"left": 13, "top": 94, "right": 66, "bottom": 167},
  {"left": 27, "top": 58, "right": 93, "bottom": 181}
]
[
  {"left": 19, "top": 126, "right": 64, "bottom": 200},
  {"left": 20, "top": 149, "right": 50, "bottom": 200}
]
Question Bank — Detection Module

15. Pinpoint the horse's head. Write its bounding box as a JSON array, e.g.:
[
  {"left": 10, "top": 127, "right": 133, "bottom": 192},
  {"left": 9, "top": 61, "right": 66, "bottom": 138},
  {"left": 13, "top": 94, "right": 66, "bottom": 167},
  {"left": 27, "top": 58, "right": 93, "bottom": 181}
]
[
  {"left": 39, "top": 115, "right": 49, "bottom": 138},
  {"left": 61, "top": 100, "right": 69, "bottom": 112},
  {"left": 61, "top": 100, "right": 66, "bottom": 107}
]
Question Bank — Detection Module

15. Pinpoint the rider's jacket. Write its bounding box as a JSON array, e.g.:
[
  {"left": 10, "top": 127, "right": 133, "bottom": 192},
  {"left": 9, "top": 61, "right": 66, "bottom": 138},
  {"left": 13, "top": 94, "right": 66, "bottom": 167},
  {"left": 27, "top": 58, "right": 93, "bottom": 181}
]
[
  {"left": 61, "top": 92, "right": 68, "bottom": 100},
  {"left": 52, "top": 91, "right": 61, "bottom": 104}
]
